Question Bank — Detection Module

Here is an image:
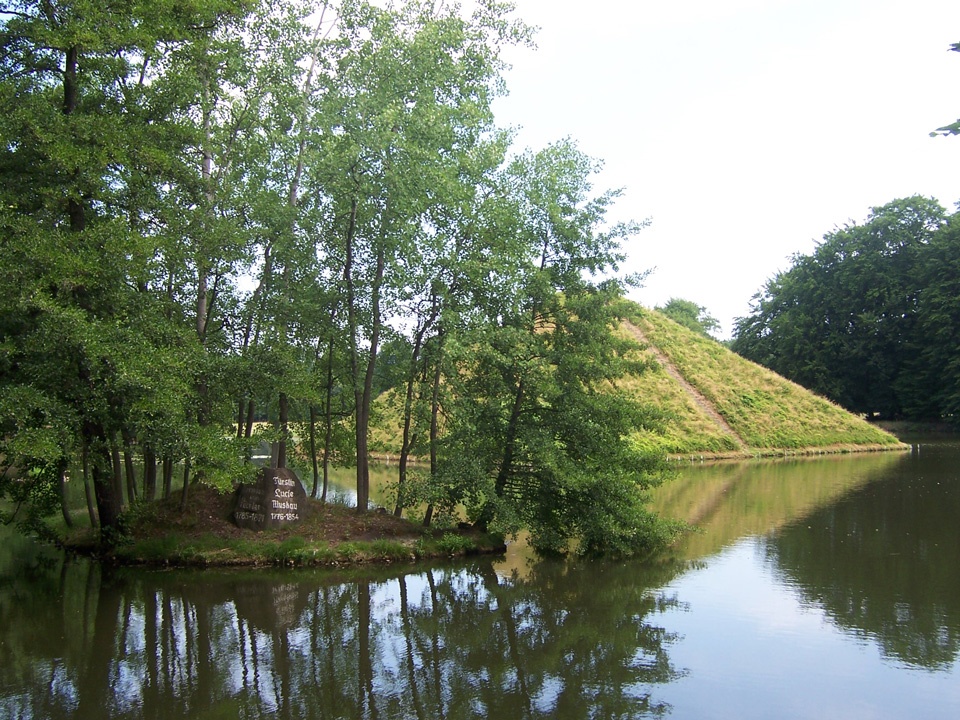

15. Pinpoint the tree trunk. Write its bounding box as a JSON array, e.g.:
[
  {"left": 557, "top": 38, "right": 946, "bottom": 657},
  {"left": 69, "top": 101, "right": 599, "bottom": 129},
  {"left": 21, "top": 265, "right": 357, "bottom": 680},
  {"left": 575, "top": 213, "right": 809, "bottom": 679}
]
[
  {"left": 143, "top": 446, "right": 157, "bottom": 501},
  {"left": 277, "top": 392, "right": 289, "bottom": 469},
  {"left": 422, "top": 331, "right": 445, "bottom": 527},
  {"left": 344, "top": 196, "right": 365, "bottom": 510},
  {"left": 81, "top": 444, "right": 98, "bottom": 528},
  {"left": 320, "top": 335, "right": 336, "bottom": 503},
  {"left": 309, "top": 404, "right": 320, "bottom": 498},
  {"left": 121, "top": 429, "right": 137, "bottom": 504},
  {"left": 357, "top": 243, "right": 386, "bottom": 512},
  {"left": 110, "top": 441, "right": 125, "bottom": 511},
  {"left": 395, "top": 302, "right": 437, "bottom": 517},
  {"left": 86, "top": 425, "right": 120, "bottom": 532},
  {"left": 245, "top": 399, "right": 256, "bottom": 439},
  {"left": 179, "top": 457, "right": 191, "bottom": 511},
  {"left": 58, "top": 464, "right": 74, "bottom": 528},
  {"left": 162, "top": 456, "right": 173, "bottom": 499}
]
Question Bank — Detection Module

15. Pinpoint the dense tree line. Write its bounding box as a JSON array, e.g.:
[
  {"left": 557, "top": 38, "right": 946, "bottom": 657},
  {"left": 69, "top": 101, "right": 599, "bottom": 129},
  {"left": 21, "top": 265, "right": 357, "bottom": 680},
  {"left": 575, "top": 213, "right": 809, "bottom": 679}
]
[
  {"left": 732, "top": 196, "right": 960, "bottom": 422},
  {"left": 0, "top": 0, "right": 673, "bottom": 555}
]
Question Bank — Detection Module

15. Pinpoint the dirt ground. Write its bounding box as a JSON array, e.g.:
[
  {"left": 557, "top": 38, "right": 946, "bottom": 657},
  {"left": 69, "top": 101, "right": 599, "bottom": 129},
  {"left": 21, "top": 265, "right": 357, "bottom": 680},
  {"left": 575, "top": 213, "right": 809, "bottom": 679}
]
[{"left": 128, "top": 484, "right": 430, "bottom": 546}]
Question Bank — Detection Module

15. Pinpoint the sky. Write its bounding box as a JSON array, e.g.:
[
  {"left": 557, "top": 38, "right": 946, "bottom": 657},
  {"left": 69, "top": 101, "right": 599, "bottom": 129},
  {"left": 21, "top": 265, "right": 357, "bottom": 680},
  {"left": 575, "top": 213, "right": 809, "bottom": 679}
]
[{"left": 490, "top": 0, "right": 960, "bottom": 338}]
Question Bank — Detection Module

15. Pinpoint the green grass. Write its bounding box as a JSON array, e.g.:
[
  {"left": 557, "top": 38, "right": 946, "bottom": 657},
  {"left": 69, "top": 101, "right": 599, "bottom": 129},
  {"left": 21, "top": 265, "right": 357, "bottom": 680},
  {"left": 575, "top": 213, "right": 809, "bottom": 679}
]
[{"left": 622, "top": 304, "right": 904, "bottom": 455}]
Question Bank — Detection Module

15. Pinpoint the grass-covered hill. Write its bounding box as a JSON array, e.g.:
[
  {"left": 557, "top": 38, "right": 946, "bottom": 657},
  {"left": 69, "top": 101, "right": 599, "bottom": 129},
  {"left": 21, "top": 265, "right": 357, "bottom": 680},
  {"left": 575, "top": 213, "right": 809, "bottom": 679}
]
[
  {"left": 370, "top": 302, "right": 905, "bottom": 461},
  {"left": 620, "top": 304, "right": 904, "bottom": 458}
]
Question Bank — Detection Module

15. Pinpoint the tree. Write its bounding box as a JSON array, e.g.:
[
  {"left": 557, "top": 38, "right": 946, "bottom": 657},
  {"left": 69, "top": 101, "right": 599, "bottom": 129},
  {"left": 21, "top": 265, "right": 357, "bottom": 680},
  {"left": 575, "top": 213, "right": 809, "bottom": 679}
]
[
  {"left": 422, "top": 141, "right": 678, "bottom": 556},
  {"left": 0, "top": 0, "right": 260, "bottom": 533},
  {"left": 732, "top": 197, "right": 947, "bottom": 419},
  {"left": 305, "top": 0, "right": 529, "bottom": 511},
  {"left": 655, "top": 298, "right": 720, "bottom": 338},
  {"left": 896, "top": 213, "right": 960, "bottom": 420},
  {"left": 1, "top": 0, "right": 678, "bottom": 556}
]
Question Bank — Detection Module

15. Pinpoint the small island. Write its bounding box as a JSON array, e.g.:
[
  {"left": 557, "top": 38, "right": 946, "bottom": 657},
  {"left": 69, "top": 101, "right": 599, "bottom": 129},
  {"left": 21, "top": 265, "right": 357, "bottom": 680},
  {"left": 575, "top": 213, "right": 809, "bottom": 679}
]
[{"left": 64, "top": 482, "right": 506, "bottom": 568}]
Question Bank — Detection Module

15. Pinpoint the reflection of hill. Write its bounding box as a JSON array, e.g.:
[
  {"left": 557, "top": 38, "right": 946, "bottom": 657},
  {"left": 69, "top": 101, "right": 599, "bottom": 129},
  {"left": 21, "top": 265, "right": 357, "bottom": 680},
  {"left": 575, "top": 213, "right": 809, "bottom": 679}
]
[
  {"left": 649, "top": 452, "right": 905, "bottom": 560},
  {"left": 765, "top": 448, "right": 960, "bottom": 670}
]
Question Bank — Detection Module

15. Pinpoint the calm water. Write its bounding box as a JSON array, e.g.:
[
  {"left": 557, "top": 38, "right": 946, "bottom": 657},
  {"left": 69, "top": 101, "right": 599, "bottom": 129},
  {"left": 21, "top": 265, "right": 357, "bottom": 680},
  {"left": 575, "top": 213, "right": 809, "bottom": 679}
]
[{"left": 2, "top": 439, "right": 960, "bottom": 719}]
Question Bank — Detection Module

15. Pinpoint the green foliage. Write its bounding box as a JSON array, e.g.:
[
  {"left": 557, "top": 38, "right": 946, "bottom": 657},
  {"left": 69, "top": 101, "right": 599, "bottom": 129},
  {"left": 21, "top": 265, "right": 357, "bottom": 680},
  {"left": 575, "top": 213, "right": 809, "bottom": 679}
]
[
  {"left": 434, "top": 533, "right": 474, "bottom": 554},
  {"left": 0, "top": 0, "right": 679, "bottom": 556},
  {"left": 425, "top": 141, "right": 677, "bottom": 557},
  {"left": 732, "top": 196, "right": 949, "bottom": 420},
  {"left": 655, "top": 297, "right": 720, "bottom": 338}
]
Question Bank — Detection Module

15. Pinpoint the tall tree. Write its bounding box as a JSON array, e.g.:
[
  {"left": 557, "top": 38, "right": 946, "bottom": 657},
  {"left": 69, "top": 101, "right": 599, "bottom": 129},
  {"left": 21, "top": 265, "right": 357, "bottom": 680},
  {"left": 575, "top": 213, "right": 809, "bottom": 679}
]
[
  {"left": 0, "top": 0, "right": 258, "bottom": 533},
  {"left": 732, "top": 197, "right": 947, "bottom": 418},
  {"left": 306, "top": 0, "right": 529, "bottom": 511},
  {"left": 426, "top": 141, "right": 676, "bottom": 556}
]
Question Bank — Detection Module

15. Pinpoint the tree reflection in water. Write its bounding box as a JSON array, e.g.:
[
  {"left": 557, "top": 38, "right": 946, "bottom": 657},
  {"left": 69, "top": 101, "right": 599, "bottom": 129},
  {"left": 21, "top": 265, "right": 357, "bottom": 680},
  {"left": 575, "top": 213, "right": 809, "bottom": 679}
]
[
  {"left": 0, "top": 552, "right": 686, "bottom": 719},
  {"left": 765, "top": 449, "right": 960, "bottom": 671}
]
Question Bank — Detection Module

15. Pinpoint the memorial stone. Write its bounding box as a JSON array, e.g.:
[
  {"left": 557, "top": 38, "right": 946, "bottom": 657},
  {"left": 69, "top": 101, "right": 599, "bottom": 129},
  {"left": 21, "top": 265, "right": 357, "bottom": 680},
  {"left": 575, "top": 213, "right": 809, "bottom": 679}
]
[{"left": 232, "top": 467, "right": 309, "bottom": 530}]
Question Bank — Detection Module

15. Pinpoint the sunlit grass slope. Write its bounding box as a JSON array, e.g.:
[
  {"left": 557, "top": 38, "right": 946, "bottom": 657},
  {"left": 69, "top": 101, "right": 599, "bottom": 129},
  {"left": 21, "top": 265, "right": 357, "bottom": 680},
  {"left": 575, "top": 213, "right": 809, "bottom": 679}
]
[
  {"left": 369, "top": 303, "right": 905, "bottom": 461},
  {"left": 623, "top": 304, "right": 903, "bottom": 456}
]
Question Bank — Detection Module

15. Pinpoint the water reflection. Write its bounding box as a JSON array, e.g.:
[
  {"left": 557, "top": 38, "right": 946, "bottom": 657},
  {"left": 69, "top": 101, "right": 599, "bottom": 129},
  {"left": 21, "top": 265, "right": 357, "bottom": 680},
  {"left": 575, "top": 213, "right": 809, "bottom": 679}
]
[
  {"left": 651, "top": 451, "right": 905, "bottom": 560},
  {"left": 766, "top": 442, "right": 960, "bottom": 671},
  {"left": 0, "top": 553, "right": 688, "bottom": 719},
  {"left": 5, "top": 443, "right": 960, "bottom": 719}
]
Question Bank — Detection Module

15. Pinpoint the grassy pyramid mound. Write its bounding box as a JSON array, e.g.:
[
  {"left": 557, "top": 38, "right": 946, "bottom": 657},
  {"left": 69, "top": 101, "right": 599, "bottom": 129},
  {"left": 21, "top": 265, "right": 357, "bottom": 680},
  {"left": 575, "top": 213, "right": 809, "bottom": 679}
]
[{"left": 620, "top": 304, "right": 903, "bottom": 457}]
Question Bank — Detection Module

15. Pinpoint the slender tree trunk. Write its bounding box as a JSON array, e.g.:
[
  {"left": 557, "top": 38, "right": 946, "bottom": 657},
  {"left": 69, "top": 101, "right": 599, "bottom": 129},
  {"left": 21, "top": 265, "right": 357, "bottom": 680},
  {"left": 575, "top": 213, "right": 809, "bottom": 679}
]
[
  {"left": 58, "top": 463, "right": 74, "bottom": 528},
  {"left": 395, "top": 297, "right": 439, "bottom": 517},
  {"left": 162, "top": 456, "right": 173, "bottom": 499},
  {"left": 423, "top": 331, "right": 445, "bottom": 527},
  {"left": 395, "top": 333, "right": 425, "bottom": 517},
  {"left": 81, "top": 444, "right": 98, "bottom": 528},
  {"left": 110, "top": 441, "right": 125, "bottom": 512},
  {"left": 321, "top": 335, "right": 336, "bottom": 503},
  {"left": 277, "top": 392, "right": 289, "bottom": 469},
  {"left": 245, "top": 399, "right": 256, "bottom": 439},
  {"left": 237, "top": 399, "right": 247, "bottom": 440},
  {"left": 64, "top": 46, "right": 85, "bottom": 233},
  {"left": 179, "top": 458, "right": 191, "bottom": 511},
  {"left": 344, "top": 196, "right": 365, "bottom": 509},
  {"left": 309, "top": 404, "right": 320, "bottom": 498},
  {"left": 196, "top": 79, "right": 215, "bottom": 345},
  {"left": 143, "top": 446, "right": 157, "bottom": 502},
  {"left": 121, "top": 429, "right": 137, "bottom": 504},
  {"left": 358, "top": 244, "right": 386, "bottom": 512}
]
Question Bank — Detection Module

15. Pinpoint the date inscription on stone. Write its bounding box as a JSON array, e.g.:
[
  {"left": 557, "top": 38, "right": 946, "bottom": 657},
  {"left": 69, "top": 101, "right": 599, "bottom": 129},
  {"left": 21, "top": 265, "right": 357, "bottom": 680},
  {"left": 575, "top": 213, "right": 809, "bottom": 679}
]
[{"left": 232, "top": 467, "right": 308, "bottom": 530}]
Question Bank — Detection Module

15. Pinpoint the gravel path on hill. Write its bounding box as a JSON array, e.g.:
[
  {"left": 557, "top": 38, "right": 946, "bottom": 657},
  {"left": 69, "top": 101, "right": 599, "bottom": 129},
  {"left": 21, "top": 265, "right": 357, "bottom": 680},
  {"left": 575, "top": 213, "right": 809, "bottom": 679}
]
[{"left": 623, "top": 320, "right": 747, "bottom": 449}]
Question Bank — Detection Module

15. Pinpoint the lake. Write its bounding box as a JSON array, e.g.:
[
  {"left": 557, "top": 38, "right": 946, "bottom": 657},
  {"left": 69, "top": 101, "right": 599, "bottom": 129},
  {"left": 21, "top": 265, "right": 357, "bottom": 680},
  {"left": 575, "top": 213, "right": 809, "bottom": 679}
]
[{"left": 2, "top": 438, "right": 959, "bottom": 719}]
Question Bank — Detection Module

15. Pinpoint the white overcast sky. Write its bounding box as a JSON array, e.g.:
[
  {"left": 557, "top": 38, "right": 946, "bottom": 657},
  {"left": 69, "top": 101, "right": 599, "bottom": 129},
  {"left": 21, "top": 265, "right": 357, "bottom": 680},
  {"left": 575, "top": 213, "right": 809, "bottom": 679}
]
[{"left": 490, "top": 0, "right": 960, "bottom": 338}]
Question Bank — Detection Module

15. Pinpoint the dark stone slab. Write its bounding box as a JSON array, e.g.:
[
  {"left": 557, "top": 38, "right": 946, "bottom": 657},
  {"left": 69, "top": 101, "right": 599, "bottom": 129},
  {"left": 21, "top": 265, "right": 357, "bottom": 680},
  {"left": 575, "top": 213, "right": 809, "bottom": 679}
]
[{"left": 232, "top": 467, "right": 309, "bottom": 530}]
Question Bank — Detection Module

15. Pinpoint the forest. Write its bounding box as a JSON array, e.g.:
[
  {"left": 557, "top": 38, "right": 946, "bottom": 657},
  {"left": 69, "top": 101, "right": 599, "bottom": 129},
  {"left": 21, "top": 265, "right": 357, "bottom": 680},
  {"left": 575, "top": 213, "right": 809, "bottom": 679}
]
[
  {"left": 0, "top": 0, "right": 681, "bottom": 556},
  {"left": 732, "top": 195, "right": 960, "bottom": 423}
]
